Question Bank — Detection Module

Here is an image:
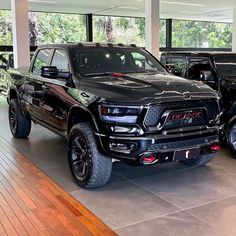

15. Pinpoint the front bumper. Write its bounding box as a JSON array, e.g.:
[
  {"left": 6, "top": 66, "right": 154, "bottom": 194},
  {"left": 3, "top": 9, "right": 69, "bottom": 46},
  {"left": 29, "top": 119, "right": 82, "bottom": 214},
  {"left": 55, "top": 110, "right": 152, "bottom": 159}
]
[{"left": 95, "top": 126, "right": 219, "bottom": 164}]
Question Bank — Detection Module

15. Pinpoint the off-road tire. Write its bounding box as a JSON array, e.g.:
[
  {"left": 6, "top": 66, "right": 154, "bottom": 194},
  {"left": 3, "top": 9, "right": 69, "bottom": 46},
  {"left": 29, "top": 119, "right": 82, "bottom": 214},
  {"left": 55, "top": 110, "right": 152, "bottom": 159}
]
[
  {"left": 180, "top": 153, "right": 217, "bottom": 167},
  {"left": 68, "top": 122, "right": 112, "bottom": 189},
  {"left": 226, "top": 116, "right": 236, "bottom": 156},
  {"left": 9, "top": 99, "right": 31, "bottom": 138}
]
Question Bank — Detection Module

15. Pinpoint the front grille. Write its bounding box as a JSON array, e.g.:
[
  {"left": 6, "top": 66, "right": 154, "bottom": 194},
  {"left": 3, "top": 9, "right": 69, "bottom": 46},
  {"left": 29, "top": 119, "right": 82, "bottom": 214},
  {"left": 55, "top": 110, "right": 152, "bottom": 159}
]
[
  {"left": 163, "top": 109, "right": 206, "bottom": 130},
  {"left": 144, "top": 100, "right": 218, "bottom": 130}
]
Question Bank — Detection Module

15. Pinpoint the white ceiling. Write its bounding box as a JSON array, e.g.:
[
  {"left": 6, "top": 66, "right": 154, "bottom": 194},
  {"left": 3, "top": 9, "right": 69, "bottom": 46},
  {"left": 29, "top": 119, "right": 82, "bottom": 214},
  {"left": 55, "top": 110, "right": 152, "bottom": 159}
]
[{"left": 1, "top": 0, "right": 236, "bottom": 23}]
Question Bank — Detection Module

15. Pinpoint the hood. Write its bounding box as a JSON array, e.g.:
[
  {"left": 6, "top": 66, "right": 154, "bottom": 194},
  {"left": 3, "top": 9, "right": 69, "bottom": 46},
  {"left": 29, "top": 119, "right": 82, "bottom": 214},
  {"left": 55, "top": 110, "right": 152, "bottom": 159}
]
[{"left": 78, "top": 72, "right": 218, "bottom": 104}]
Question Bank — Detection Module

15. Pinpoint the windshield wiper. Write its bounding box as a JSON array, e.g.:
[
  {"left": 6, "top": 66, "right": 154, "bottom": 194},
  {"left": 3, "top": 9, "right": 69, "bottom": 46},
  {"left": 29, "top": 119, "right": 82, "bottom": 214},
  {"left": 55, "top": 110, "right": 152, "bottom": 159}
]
[
  {"left": 83, "top": 72, "right": 113, "bottom": 77},
  {"left": 127, "top": 70, "right": 165, "bottom": 74}
]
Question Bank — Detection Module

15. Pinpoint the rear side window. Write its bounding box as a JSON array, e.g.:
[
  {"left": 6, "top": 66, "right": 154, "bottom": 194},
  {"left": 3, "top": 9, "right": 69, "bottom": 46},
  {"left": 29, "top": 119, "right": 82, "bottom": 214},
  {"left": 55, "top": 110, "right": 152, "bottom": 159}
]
[
  {"left": 32, "top": 49, "right": 53, "bottom": 75},
  {"left": 51, "top": 49, "right": 69, "bottom": 72},
  {"left": 164, "top": 56, "right": 185, "bottom": 77}
]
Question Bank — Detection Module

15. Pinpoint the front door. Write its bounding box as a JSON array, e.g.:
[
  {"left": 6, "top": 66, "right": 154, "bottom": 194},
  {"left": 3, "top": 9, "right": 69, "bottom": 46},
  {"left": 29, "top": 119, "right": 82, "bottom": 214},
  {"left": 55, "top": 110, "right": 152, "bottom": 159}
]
[{"left": 23, "top": 48, "right": 54, "bottom": 122}]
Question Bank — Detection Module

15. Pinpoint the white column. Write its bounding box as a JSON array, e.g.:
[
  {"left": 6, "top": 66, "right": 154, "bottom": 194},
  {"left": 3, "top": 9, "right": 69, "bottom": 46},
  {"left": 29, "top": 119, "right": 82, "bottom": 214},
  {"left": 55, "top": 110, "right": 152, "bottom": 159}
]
[
  {"left": 145, "top": 0, "right": 160, "bottom": 59},
  {"left": 11, "top": 0, "right": 30, "bottom": 68},
  {"left": 233, "top": 8, "right": 236, "bottom": 52}
]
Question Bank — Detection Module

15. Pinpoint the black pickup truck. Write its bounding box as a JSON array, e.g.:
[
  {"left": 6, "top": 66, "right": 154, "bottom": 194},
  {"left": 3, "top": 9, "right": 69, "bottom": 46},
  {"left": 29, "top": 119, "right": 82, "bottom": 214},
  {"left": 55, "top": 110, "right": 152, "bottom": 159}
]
[
  {"left": 7, "top": 43, "right": 221, "bottom": 188},
  {"left": 161, "top": 52, "right": 236, "bottom": 154}
]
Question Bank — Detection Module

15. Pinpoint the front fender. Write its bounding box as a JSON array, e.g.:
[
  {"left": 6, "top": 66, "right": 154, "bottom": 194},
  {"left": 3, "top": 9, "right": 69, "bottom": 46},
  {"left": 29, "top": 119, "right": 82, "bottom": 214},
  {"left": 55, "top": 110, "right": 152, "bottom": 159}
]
[{"left": 67, "top": 104, "right": 100, "bottom": 136}]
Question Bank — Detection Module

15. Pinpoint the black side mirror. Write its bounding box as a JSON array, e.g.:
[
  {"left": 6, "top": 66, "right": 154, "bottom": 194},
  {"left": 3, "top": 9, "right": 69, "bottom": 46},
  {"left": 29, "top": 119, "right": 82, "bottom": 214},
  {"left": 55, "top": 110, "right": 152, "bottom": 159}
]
[
  {"left": 41, "top": 66, "right": 58, "bottom": 78},
  {"left": 200, "top": 71, "right": 214, "bottom": 82}
]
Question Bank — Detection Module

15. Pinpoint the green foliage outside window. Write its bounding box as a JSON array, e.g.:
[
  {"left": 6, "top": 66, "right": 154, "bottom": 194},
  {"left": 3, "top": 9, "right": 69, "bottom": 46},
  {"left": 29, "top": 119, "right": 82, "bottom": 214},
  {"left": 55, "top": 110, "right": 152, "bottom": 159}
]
[
  {"left": 0, "top": 10, "right": 12, "bottom": 45},
  {"left": 172, "top": 20, "right": 232, "bottom": 48},
  {"left": 0, "top": 9, "right": 233, "bottom": 49},
  {"left": 93, "top": 16, "right": 166, "bottom": 47}
]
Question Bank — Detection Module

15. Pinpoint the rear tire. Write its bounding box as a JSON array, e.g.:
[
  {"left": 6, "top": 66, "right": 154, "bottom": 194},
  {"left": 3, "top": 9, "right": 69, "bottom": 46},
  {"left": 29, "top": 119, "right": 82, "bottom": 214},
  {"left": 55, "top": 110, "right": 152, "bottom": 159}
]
[
  {"left": 226, "top": 116, "right": 236, "bottom": 156},
  {"left": 9, "top": 99, "right": 31, "bottom": 138},
  {"left": 68, "top": 122, "right": 112, "bottom": 189},
  {"left": 180, "top": 153, "right": 217, "bottom": 167}
]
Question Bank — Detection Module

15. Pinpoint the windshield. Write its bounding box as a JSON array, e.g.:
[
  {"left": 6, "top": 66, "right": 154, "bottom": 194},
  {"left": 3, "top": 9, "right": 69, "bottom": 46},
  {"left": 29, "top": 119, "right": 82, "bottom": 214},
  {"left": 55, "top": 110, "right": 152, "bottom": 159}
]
[
  {"left": 215, "top": 56, "right": 236, "bottom": 78},
  {"left": 71, "top": 47, "right": 166, "bottom": 77}
]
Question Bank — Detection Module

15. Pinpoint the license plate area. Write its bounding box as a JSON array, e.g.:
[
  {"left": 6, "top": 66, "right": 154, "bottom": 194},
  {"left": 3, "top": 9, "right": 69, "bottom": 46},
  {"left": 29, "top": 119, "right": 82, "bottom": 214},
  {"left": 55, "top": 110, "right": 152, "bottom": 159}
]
[{"left": 173, "top": 147, "right": 201, "bottom": 161}]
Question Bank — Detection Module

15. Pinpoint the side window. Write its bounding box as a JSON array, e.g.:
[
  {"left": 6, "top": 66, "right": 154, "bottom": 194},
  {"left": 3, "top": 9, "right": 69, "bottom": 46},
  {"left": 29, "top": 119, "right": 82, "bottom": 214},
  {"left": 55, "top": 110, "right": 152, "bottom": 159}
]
[
  {"left": 188, "top": 58, "right": 213, "bottom": 81},
  {"left": 32, "top": 49, "right": 53, "bottom": 75},
  {"left": 166, "top": 57, "right": 185, "bottom": 77},
  {"left": 51, "top": 49, "right": 69, "bottom": 72}
]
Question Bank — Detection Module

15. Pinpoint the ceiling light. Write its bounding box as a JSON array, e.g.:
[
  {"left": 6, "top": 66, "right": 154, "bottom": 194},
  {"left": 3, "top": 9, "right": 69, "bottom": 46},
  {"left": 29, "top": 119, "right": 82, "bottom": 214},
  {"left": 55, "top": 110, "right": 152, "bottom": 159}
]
[
  {"left": 29, "top": 0, "right": 56, "bottom": 4},
  {"left": 160, "top": 1, "right": 206, "bottom": 7},
  {"left": 180, "top": 11, "right": 199, "bottom": 14},
  {"left": 118, "top": 6, "right": 139, "bottom": 10}
]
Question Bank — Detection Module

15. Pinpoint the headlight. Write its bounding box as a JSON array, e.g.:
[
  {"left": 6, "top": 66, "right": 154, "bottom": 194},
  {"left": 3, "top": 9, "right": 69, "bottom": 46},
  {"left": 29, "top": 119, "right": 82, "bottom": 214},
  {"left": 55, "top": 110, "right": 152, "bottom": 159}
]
[{"left": 99, "top": 104, "right": 141, "bottom": 124}]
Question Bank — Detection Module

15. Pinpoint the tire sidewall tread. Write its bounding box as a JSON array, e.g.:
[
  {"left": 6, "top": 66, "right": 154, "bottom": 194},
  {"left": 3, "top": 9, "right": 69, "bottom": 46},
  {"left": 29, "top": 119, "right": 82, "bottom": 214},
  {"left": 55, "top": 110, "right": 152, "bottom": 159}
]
[{"left": 68, "top": 122, "right": 112, "bottom": 189}]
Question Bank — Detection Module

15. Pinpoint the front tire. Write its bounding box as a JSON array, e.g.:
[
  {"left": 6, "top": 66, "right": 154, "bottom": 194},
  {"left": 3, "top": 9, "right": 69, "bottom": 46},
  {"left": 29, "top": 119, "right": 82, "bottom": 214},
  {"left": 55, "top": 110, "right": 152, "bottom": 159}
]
[
  {"left": 68, "top": 122, "right": 112, "bottom": 189},
  {"left": 180, "top": 153, "right": 217, "bottom": 167},
  {"left": 9, "top": 99, "right": 31, "bottom": 138}
]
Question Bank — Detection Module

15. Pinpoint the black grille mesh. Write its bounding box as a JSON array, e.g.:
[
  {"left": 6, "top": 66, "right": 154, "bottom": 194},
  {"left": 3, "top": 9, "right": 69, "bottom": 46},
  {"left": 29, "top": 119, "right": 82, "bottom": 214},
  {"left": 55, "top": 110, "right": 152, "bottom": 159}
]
[
  {"left": 144, "top": 100, "right": 218, "bottom": 129},
  {"left": 144, "top": 106, "right": 163, "bottom": 127}
]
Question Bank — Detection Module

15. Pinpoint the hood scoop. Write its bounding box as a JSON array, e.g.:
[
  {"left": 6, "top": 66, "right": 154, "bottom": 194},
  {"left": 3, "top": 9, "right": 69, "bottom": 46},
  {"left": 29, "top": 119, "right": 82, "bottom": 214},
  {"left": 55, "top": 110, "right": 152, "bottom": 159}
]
[{"left": 100, "top": 73, "right": 151, "bottom": 89}]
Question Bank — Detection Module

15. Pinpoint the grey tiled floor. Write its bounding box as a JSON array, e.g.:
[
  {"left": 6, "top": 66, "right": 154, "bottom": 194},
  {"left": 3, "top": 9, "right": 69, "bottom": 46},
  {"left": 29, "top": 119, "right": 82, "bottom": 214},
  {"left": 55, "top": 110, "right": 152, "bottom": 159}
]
[{"left": 1, "top": 97, "right": 236, "bottom": 236}]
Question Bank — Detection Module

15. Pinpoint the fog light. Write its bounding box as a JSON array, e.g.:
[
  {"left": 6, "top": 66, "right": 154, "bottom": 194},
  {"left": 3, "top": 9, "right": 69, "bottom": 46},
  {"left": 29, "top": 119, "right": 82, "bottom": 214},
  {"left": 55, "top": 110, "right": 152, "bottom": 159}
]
[
  {"left": 110, "top": 126, "right": 140, "bottom": 133},
  {"left": 109, "top": 142, "right": 137, "bottom": 154}
]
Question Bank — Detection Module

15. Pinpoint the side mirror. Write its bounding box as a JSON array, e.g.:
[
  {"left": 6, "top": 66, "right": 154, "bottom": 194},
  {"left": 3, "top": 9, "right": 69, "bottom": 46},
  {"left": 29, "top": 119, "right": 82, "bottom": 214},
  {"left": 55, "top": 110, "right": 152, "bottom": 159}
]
[
  {"left": 41, "top": 66, "right": 58, "bottom": 78},
  {"left": 200, "top": 71, "right": 214, "bottom": 82}
]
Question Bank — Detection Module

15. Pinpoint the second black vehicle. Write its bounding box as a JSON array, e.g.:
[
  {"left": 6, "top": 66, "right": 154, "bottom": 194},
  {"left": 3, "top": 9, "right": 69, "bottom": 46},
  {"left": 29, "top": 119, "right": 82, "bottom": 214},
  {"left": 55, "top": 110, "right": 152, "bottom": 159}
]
[
  {"left": 7, "top": 44, "right": 221, "bottom": 188},
  {"left": 161, "top": 52, "right": 236, "bottom": 154}
]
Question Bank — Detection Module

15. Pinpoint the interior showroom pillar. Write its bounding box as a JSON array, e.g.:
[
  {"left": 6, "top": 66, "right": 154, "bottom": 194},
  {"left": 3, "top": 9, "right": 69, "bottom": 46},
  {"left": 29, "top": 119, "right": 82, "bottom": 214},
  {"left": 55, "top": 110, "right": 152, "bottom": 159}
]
[
  {"left": 145, "top": 0, "right": 160, "bottom": 58},
  {"left": 11, "top": 0, "right": 30, "bottom": 68}
]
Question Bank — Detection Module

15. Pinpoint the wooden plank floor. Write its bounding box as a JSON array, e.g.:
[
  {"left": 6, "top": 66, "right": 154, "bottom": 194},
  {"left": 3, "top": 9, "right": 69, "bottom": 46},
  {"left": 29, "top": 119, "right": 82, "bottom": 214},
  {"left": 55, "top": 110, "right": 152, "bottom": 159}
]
[{"left": 0, "top": 136, "right": 117, "bottom": 236}]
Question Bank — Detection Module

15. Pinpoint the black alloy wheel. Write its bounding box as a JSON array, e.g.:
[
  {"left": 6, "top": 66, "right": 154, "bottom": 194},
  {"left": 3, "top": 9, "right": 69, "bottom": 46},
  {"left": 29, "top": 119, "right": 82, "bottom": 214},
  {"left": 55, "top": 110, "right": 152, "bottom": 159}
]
[
  {"left": 9, "top": 104, "right": 17, "bottom": 134},
  {"left": 68, "top": 122, "right": 112, "bottom": 189},
  {"left": 70, "top": 134, "right": 92, "bottom": 181}
]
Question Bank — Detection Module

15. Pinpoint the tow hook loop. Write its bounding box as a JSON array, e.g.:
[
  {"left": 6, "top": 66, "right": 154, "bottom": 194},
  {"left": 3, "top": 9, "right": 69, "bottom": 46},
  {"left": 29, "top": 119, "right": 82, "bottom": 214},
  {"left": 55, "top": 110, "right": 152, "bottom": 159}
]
[
  {"left": 142, "top": 155, "right": 157, "bottom": 165},
  {"left": 210, "top": 144, "right": 221, "bottom": 152}
]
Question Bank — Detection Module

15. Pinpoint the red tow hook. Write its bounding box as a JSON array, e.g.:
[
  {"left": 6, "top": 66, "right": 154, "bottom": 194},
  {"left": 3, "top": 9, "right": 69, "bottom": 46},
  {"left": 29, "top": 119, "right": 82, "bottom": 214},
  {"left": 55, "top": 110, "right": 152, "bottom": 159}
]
[
  {"left": 210, "top": 144, "right": 221, "bottom": 152},
  {"left": 142, "top": 155, "right": 157, "bottom": 165}
]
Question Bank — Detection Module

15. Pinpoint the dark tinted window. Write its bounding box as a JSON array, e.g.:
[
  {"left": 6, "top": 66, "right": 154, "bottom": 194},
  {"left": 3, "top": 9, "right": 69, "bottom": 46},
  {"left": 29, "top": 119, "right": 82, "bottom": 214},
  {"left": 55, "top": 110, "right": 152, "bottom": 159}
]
[
  {"left": 215, "top": 56, "right": 236, "bottom": 78},
  {"left": 32, "top": 49, "right": 53, "bottom": 75}
]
